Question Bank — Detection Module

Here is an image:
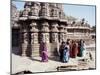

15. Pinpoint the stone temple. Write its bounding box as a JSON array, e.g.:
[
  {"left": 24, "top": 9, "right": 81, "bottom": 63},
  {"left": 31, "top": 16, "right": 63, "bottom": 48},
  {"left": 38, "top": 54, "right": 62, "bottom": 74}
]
[{"left": 12, "top": 2, "right": 92, "bottom": 57}]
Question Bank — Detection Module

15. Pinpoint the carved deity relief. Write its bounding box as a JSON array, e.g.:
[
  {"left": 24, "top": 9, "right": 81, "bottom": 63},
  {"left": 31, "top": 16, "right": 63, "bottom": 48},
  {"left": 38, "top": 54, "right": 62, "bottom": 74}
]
[
  {"left": 41, "top": 22, "right": 49, "bottom": 32},
  {"left": 31, "top": 6, "right": 39, "bottom": 16},
  {"left": 45, "top": 33, "right": 49, "bottom": 43},
  {"left": 40, "top": 33, "right": 49, "bottom": 43},
  {"left": 30, "top": 22, "right": 38, "bottom": 32},
  {"left": 31, "top": 33, "right": 35, "bottom": 44},
  {"left": 41, "top": 8, "right": 49, "bottom": 16},
  {"left": 51, "top": 8, "right": 58, "bottom": 17},
  {"left": 41, "top": 3, "right": 49, "bottom": 16},
  {"left": 60, "top": 33, "right": 65, "bottom": 42},
  {"left": 31, "top": 33, "right": 38, "bottom": 44},
  {"left": 52, "top": 33, "right": 58, "bottom": 42},
  {"left": 40, "top": 33, "right": 45, "bottom": 42},
  {"left": 23, "top": 33, "right": 29, "bottom": 44}
]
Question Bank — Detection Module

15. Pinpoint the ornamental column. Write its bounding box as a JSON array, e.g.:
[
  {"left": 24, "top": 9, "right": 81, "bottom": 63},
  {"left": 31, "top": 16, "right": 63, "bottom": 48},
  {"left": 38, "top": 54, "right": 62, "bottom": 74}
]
[
  {"left": 64, "top": 25, "right": 68, "bottom": 42},
  {"left": 59, "top": 24, "right": 65, "bottom": 43},
  {"left": 40, "top": 21, "right": 50, "bottom": 56},
  {"left": 40, "top": 21, "right": 49, "bottom": 43},
  {"left": 51, "top": 22, "right": 59, "bottom": 43},
  {"left": 30, "top": 21, "right": 39, "bottom": 57},
  {"left": 50, "top": 22, "right": 59, "bottom": 56},
  {"left": 20, "top": 23, "right": 30, "bottom": 56}
]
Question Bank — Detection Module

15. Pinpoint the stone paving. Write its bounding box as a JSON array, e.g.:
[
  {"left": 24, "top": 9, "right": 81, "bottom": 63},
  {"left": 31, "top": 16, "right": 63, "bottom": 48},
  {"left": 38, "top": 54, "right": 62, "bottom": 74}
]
[{"left": 11, "top": 44, "right": 96, "bottom": 74}]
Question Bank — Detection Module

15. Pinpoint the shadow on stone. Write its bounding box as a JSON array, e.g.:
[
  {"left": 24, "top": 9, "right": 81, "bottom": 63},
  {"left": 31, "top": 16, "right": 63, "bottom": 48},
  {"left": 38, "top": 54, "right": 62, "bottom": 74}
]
[
  {"left": 29, "top": 57, "right": 41, "bottom": 62},
  {"left": 12, "top": 70, "right": 33, "bottom": 75}
]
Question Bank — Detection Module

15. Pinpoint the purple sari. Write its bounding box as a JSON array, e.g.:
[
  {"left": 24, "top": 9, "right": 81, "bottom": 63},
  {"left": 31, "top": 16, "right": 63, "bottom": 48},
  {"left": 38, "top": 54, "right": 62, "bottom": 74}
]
[{"left": 40, "top": 42, "right": 48, "bottom": 62}]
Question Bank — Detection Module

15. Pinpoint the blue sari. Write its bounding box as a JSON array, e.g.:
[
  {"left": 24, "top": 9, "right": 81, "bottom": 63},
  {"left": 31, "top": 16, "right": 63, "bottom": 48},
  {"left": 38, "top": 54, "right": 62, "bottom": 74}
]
[{"left": 63, "top": 47, "right": 69, "bottom": 63}]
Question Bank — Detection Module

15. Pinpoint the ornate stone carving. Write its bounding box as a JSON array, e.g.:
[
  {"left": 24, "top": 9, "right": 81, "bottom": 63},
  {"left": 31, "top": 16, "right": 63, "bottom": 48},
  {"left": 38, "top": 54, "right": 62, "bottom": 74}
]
[
  {"left": 45, "top": 33, "right": 49, "bottom": 43},
  {"left": 22, "top": 7, "right": 30, "bottom": 17},
  {"left": 51, "top": 33, "right": 58, "bottom": 43},
  {"left": 59, "top": 33, "right": 65, "bottom": 42},
  {"left": 41, "top": 21, "right": 49, "bottom": 32},
  {"left": 13, "top": 2, "right": 92, "bottom": 57},
  {"left": 40, "top": 33, "right": 45, "bottom": 42},
  {"left": 40, "top": 33, "right": 49, "bottom": 43},
  {"left": 31, "top": 33, "right": 38, "bottom": 44},
  {"left": 30, "top": 22, "right": 38, "bottom": 32},
  {"left": 23, "top": 32, "right": 29, "bottom": 44},
  {"left": 40, "top": 3, "right": 49, "bottom": 17},
  {"left": 51, "top": 8, "right": 59, "bottom": 17},
  {"left": 51, "top": 22, "right": 59, "bottom": 43},
  {"left": 51, "top": 22, "right": 59, "bottom": 32},
  {"left": 30, "top": 3, "right": 40, "bottom": 16}
]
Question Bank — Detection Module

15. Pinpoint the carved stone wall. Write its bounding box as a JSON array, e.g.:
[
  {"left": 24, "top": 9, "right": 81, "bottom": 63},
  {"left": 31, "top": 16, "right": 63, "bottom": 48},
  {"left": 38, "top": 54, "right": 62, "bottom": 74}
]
[{"left": 12, "top": 2, "right": 92, "bottom": 57}]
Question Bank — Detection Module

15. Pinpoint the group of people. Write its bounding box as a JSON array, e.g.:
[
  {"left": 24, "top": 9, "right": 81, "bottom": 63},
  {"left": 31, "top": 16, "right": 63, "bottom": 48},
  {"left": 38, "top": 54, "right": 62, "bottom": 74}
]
[
  {"left": 39, "top": 39, "right": 86, "bottom": 63},
  {"left": 59, "top": 39, "right": 86, "bottom": 63}
]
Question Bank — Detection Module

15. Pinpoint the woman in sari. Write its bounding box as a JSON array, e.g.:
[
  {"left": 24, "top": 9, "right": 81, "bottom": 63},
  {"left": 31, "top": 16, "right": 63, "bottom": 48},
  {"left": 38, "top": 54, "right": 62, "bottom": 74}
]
[
  {"left": 59, "top": 42, "right": 65, "bottom": 62},
  {"left": 82, "top": 41, "right": 86, "bottom": 57},
  {"left": 63, "top": 42, "right": 70, "bottom": 63},
  {"left": 78, "top": 40, "right": 85, "bottom": 57},
  {"left": 68, "top": 39, "right": 73, "bottom": 58},
  {"left": 40, "top": 42, "right": 48, "bottom": 62},
  {"left": 71, "top": 40, "right": 78, "bottom": 58}
]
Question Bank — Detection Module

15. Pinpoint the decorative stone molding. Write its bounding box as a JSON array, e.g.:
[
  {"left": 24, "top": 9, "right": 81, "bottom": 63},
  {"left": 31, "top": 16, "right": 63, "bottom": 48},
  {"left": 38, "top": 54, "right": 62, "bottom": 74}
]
[
  {"left": 51, "top": 22, "right": 59, "bottom": 32},
  {"left": 41, "top": 21, "right": 49, "bottom": 32},
  {"left": 30, "top": 21, "right": 38, "bottom": 32},
  {"left": 30, "top": 3, "right": 40, "bottom": 16},
  {"left": 40, "top": 33, "right": 49, "bottom": 43},
  {"left": 40, "top": 3, "right": 49, "bottom": 17},
  {"left": 22, "top": 8, "right": 29, "bottom": 17},
  {"left": 31, "top": 33, "right": 38, "bottom": 44},
  {"left": 23, "top": 32, "right": 29, "bottom": 44},
  {"left": 51, "top": 33, "right": 58, "bottom": 43}
]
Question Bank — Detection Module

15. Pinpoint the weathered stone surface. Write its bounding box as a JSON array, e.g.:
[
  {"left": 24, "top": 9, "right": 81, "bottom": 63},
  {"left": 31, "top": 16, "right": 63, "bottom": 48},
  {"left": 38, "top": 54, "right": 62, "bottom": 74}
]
[{"left": 12, "top": 2, "right": 93, "bottom": 57}]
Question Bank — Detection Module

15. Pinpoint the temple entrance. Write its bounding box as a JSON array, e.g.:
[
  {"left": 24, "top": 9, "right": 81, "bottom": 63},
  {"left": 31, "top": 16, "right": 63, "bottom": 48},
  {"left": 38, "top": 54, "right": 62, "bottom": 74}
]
[{"left": 12, "top": 29, "right": 20, "bottom": 55}]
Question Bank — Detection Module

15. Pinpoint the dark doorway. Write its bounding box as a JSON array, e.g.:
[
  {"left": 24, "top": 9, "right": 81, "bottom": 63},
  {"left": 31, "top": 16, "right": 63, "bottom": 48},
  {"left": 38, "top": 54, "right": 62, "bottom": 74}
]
[{"left": 12, "top": 29, "right": 20, "bottom": 55}]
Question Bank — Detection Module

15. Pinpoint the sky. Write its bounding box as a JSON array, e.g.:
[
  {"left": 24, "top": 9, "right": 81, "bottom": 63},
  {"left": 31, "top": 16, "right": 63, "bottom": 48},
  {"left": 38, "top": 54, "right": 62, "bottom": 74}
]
[{"left": 12, "top": 1, "right": 96, "bottom": 26}]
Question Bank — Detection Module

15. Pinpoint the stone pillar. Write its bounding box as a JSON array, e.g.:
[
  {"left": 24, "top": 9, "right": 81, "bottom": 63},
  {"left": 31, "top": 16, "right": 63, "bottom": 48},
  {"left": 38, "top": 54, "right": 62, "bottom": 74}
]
[
  {"left": 30, "top": 22, "right": 38, "bottom": 44},
  {"left": 40, "top": 21, "right": 50, "bottom": 56},
  {"left": 64, "top": 26, "right": 67, "bottom": 42},
  {"left": 22, "top": 32, "right": 29, "bottom": 56},
  {"left": 51, "top": 22, "right": 59, "bottom": 43},
  {"left": 51, "top": 33, "right": 58, "bottom": 43},
  {"left": 41, "top": 21, "right": 49, "bottom": 43},
  {"left": 31, "top": 33, "right": 38, "bottom": 44},
  {"left": 30, "top": 21, "right": 39, "bottom": 57},
  {"left": 59, "top": 24, "right": 65, "bottom": 43},
  {"left": 20, "top": 23, "right": 30, "bottom": 57},
  {"left": 50, "top": 22, "right": 59, "bottom": 56}
]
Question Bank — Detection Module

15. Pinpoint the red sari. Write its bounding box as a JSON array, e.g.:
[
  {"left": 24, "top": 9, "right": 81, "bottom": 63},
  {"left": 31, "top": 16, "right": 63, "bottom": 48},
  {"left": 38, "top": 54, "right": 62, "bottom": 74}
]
[
  {"left": 71, "top": 43, "right": 78, "bottom": 58},
  {"left": 69, "top": 44, "right": 73, "bottom": 57}
]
